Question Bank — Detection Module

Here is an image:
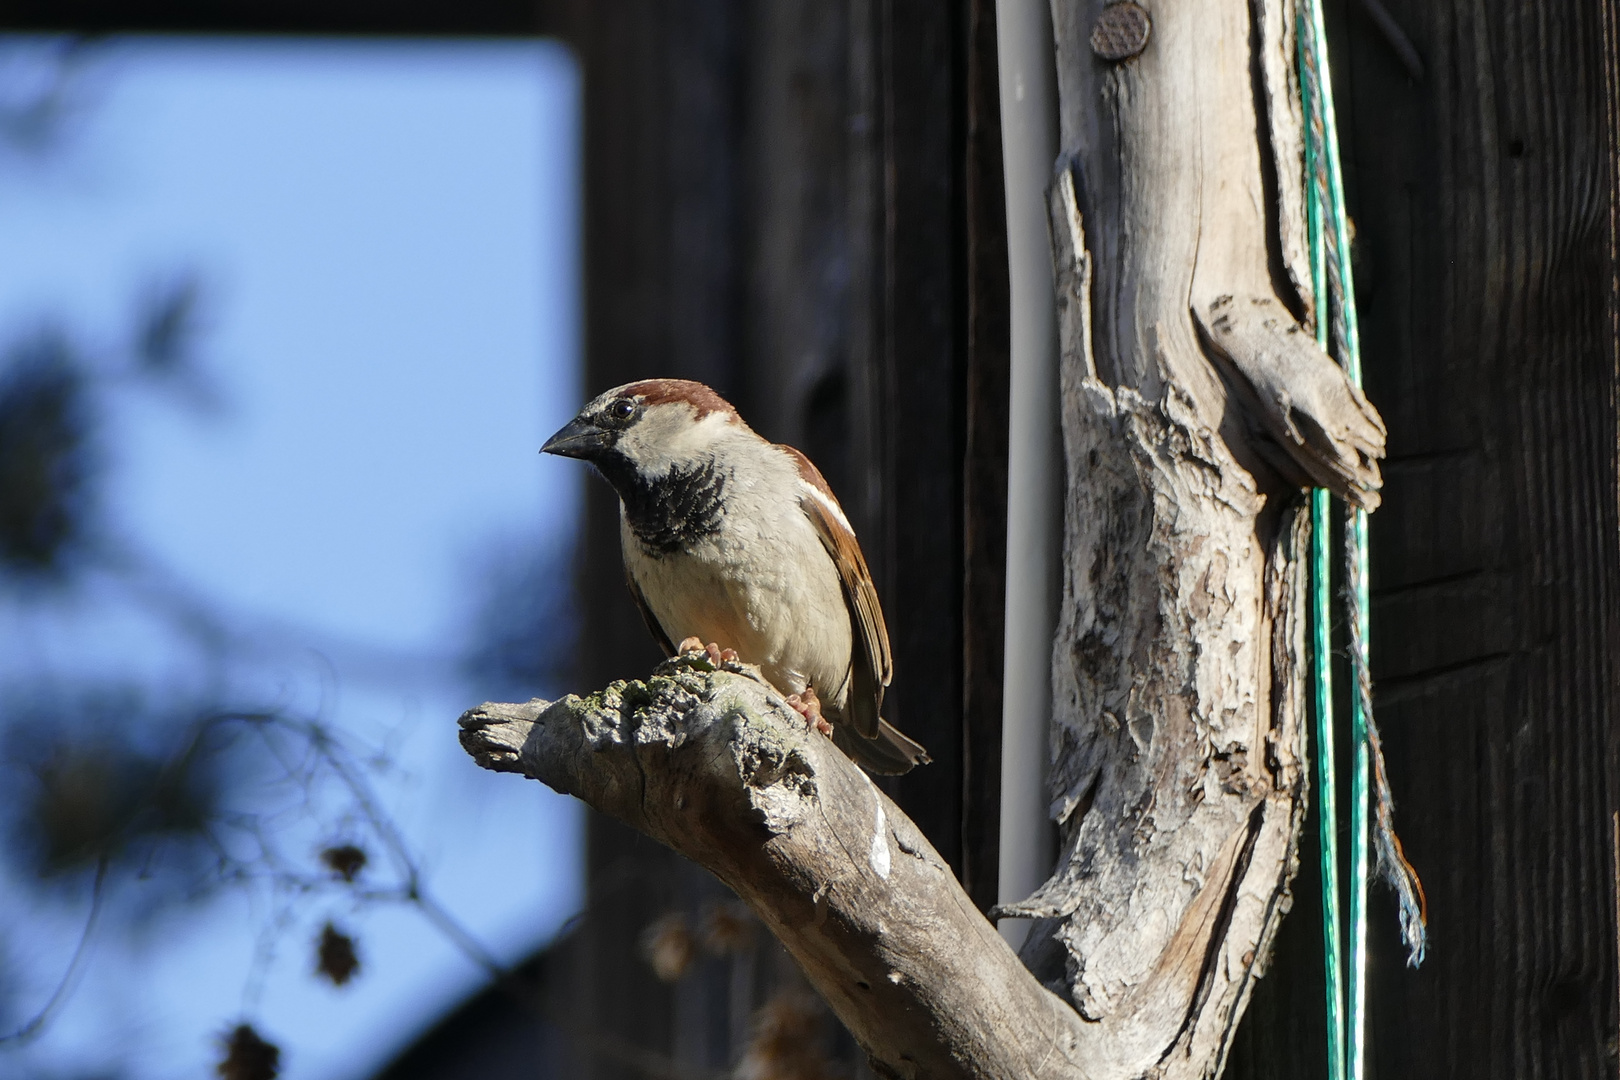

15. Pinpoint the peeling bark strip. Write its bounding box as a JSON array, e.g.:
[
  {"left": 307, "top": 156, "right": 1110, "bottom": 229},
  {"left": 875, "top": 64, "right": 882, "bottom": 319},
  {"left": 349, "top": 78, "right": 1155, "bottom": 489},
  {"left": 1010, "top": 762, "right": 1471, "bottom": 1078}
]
[
  {"left": 1195, "top": 295, "right": 1386, "bottom": 509},
  {"left": 459, "top": 659, "right": 1095, "bottom": 1080}
]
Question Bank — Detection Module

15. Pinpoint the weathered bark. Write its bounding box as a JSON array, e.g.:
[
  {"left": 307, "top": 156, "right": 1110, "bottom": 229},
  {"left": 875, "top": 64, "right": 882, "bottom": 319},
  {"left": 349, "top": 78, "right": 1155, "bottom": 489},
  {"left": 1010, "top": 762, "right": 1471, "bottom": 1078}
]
[
  {"left": 1000, "top": 178, "right": 1315, "bottom": 1079},
  {"left": 988, "top": 0, "right": 1384, "bottom": 1075},
  {"left": 459, "top": 659, "right": 1092, "bottom": 1080}
]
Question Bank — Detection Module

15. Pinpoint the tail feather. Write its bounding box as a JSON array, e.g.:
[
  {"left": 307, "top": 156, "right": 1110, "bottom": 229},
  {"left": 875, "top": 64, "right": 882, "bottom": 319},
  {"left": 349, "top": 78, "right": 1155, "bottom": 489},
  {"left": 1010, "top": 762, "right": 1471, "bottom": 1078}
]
[{"left": 832, "top": 720, "right": 930, "bottom": 775}]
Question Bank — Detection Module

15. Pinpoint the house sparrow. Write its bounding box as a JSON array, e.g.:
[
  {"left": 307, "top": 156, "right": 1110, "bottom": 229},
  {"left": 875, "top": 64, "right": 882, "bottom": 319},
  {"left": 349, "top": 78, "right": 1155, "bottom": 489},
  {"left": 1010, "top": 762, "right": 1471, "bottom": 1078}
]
[{"left": 542, "top": 378, "right": 929, "bottom": 775}]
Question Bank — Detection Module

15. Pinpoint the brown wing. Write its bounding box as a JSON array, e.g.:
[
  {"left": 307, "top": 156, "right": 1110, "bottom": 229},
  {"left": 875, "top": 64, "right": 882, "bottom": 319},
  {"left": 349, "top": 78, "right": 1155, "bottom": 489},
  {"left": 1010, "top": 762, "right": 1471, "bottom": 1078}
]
[
  {"left": 626, "top": 569, "right": 676, "bottom": 657},
  {"left": 780, "top": 445, "right": 891, "bottom": 739}
]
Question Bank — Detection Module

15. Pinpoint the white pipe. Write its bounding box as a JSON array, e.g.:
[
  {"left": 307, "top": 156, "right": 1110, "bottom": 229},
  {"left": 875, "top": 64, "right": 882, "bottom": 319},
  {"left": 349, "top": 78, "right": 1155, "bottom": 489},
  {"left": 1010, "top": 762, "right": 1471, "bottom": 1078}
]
[{"left": 994, "top": 0, "right": 1060, "bottom": 947}]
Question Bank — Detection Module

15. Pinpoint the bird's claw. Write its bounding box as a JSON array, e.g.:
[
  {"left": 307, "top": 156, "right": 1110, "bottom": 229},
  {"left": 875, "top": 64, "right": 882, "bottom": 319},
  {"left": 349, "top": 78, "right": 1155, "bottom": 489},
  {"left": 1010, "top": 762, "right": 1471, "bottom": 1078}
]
[
  {"left": 676, "top": 637, "right": 741, "bottom": 670},
  {"left": 784, "top": 686, "right": 834, "bottom": 738}
]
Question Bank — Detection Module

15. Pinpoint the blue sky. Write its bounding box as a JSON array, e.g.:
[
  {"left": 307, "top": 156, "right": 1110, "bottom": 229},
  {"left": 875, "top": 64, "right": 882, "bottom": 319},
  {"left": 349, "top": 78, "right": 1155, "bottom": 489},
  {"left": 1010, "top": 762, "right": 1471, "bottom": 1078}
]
[{"left": 0, "top": 36, "right": 584, "bottom": 1079}]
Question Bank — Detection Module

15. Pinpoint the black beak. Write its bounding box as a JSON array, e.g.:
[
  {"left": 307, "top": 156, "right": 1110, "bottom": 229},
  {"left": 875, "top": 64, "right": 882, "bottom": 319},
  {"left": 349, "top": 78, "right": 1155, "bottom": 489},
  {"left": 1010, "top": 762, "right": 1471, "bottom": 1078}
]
[{"left": 541, "top": 416, "right": 611, "bottom": 459}]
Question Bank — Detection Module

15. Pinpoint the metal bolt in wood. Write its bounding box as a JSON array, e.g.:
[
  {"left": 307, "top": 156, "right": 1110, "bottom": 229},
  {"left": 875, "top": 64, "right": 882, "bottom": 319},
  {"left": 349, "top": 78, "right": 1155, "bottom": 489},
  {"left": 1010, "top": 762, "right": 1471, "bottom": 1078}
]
[{"left": 1090, "top": 2, "right": 1151, "bottom": 61}]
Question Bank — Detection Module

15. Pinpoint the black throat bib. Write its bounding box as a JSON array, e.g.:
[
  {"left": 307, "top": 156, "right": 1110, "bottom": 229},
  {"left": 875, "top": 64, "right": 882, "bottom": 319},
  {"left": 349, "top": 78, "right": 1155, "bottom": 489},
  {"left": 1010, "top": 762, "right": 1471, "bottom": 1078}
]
[{"left": 599, "top": 457, "right": 728, "bottom": 556}]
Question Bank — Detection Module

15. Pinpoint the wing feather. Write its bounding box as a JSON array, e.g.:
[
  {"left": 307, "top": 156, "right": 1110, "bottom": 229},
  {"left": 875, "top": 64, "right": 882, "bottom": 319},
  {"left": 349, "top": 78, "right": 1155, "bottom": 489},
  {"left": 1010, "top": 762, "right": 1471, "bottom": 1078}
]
[
  {"left": 626, "top": 570, "right": 677, "bottom": 657},
  {"left": 779, "top": 445, "right": 891, "bottom": 739}
]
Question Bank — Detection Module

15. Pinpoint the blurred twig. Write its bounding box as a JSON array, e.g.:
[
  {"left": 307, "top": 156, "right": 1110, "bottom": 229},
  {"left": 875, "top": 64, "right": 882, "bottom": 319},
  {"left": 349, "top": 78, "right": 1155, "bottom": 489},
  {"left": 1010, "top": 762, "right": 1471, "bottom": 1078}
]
[{"left": 0, "top": 856, "right": 107, "bottom": 1045}]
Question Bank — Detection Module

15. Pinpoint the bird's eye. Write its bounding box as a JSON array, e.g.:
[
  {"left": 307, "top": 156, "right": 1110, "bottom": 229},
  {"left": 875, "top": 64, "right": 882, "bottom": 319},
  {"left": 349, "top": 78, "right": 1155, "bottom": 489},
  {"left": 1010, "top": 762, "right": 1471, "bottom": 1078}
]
[{"left": 608, "top": 398, "right": 636, "bottom": 422}]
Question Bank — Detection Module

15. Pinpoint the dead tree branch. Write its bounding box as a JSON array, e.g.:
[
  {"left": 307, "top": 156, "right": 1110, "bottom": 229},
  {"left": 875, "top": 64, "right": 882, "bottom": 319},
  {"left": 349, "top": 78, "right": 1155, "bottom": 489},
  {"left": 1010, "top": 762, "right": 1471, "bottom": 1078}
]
[
  {"left": 459, "top": 658, "right": 1096, "bottom": 1080},
  {"left": 1001, "top": 0, "right": 1382, "bottom": 1074}
]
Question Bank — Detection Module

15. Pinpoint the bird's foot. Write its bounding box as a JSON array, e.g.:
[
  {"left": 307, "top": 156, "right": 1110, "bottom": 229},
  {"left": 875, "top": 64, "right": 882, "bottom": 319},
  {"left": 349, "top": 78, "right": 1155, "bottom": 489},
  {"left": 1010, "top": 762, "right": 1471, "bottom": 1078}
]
[
  {"left": 784, "top": 685, "right": 834, "bottom": 738},
  {"left": 676, "top": 637, "right": 741, "bottom": 668}
]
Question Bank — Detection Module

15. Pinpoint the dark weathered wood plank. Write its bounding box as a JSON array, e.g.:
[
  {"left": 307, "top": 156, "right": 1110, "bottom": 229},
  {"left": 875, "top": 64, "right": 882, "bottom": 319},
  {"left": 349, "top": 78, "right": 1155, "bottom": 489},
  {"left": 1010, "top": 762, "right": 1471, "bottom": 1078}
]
[
  {"left": 557, "top": 1, "right": 986, "bottom": 1073},
  {"left": 960, "top": 0, "right": 1011, "bottom": 914},
  {"left": 868, "top": 0, "right": 968, "bottom": 874},
  {"left": 562, "top": 6, "right": 749, "bottom": 1076},
  {"left": 1230, "top": 0, "right": 1620, "bottom": 1074},
  {"left": 1351, "top": 0, "right": 1618, "bottom": 1073}
]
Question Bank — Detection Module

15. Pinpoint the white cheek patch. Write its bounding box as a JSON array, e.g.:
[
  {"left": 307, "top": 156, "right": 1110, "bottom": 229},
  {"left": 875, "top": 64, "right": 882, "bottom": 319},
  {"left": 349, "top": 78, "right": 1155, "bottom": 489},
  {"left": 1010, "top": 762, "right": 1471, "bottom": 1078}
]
[{"left": 622, "top": 407, "right": 740, "bottom": 474}]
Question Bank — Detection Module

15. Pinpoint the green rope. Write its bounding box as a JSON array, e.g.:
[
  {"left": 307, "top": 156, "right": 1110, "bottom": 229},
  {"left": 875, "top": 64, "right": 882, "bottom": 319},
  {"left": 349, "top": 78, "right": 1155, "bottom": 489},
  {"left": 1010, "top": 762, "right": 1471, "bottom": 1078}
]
[
  {"left": 1301, "top": 40, "right": 1346, "bottom": 1077},
  {"left": 1309, "top": 492, "right": 1346, "bottom": 1080},
  {"left": 1299, "top": 2, "right": 1428, "bottom": 1078}
]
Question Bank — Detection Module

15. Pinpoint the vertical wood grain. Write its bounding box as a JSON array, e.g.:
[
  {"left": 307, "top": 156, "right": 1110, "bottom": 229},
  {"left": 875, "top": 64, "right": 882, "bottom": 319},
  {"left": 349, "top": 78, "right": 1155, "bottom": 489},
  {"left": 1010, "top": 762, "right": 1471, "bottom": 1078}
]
[
  {"left": 1348, "top": 1, "right": 1618, "bottom": 1072},
  {"left": 1229, "top": 0, "right": 1620, "bottom": 1074},
  {"left": 866, "top": 0, "right": 969, "bottom": 874},
  {"left": 961, "top": 0, "right": 1013, "bottom": 913}
]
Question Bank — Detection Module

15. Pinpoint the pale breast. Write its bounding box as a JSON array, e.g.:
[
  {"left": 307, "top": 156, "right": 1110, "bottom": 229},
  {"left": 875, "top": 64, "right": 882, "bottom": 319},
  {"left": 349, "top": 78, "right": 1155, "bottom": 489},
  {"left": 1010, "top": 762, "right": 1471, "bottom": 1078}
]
[{"left": 621, "top": 452, "right": 855, "bottom": 714}]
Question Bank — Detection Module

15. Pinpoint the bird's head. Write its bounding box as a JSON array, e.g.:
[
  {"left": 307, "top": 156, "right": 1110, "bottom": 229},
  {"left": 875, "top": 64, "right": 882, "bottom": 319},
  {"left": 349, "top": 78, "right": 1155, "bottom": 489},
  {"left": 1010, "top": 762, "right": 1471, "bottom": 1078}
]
[{"left": 542, "top": 379, "right": 747, "bottom": 488}]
